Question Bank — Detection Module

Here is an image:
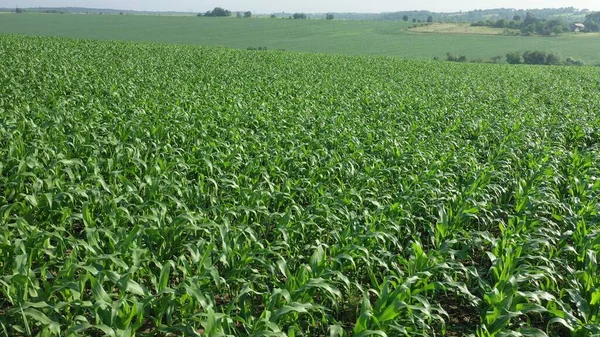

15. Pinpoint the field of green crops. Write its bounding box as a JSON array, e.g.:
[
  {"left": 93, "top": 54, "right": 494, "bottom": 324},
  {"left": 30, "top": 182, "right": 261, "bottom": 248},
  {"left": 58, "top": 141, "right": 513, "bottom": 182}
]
[
  {"left": 2, "top": 14, "right": 600, "bottom": 65},
  {"left": 1, "top": 34, "right": 599, "bottom": 337}
]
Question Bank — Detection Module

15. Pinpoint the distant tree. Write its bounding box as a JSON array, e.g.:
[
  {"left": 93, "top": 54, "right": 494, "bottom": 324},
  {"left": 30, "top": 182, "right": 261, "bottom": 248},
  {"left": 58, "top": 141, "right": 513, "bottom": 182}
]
[
  {"left": 236, "top": 12, "right": 242, "bottom": 18},
  {"left": 520, "top": 23, "right": 535, "bottom": 35},
  {"left": 545, "top": 53, "right": 561, "bottom": 65},
  {"left": 506, "top": 52, "right": 522, "bottom": 64},
  {"left": 15, "top": 7, "right": 25, "bottom": 13},
  {"left": 546, "top": 18, "right": 564, "bottom": 28},
  {"left": 523, "top": 51, "right": 547, "bottom": 64},
  {"left": 587, "top": 22, "right": 600, "bottom": 32},
  {"left": 412, "top": 18, "right": 417, "bottom": 23},
  {"left": 402, "top": 15, "right": 409, "bottom": 22},
  {"left": 326, "top": 13, "right": 334, "bottom": 20},
  {"left": 513, "top": 15, "right": 521, "bottom": 21},
  {"left": 491, "top": 55, "right": 503, "bottom": 63},
  {"left": 552, "top": 25, "right": 563, "bottom": 35},
  {"left": 535, "top": 21, "right": 551, "bottom": 36},
  {"left": 446, "top": 53, "right": 467, "bottom": 62},
  {"left": 203, "top": 7, "right": 232, "bottom": 17},
  {"left": 584, "top": 12, "right": 600, "bottom": 32},
  {"left": 293, "top": 13, "right": 307, "bottom": 19},
  {"left": 119, "top": 12, "right": 124, "bottom": 15},
  {"left": 427, "top": 15, "right": 433, "bottom": 23},
  {"left": 493, "top": 19, "right": 506, "bottom": 28},
  {"left": 565, "top": 57, "right": 584, "bottom": 66},
  {"left": 244, "top": 11, "right": 252, "bottom": 18},
  {"left": 523, "top": 12, "right": 538, "bottom": 26},
  {"left": 507, "top": 20, "right": 521, "bottom": 29},
  {"left": 270, "top": 14, "right": 276, "bottom": 18}
]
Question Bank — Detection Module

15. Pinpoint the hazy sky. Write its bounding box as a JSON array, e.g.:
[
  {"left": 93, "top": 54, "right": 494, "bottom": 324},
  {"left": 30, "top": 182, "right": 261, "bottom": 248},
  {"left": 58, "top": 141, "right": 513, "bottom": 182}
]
[{"left": 2, "top": 0, "right": 598, "bottom": 13}]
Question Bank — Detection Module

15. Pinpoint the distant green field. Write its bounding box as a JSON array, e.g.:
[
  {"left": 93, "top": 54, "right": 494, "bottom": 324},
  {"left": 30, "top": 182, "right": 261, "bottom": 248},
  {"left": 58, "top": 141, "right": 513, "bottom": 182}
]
[{"left": 1, "top": 13, "right": 600, "bottom": 63}]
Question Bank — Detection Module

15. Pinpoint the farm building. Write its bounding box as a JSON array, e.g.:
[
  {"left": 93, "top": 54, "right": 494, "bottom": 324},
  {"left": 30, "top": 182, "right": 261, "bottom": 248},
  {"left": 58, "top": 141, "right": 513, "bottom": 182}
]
[{"left": 571, "top": 23, "right": 585, "bottom": 32}]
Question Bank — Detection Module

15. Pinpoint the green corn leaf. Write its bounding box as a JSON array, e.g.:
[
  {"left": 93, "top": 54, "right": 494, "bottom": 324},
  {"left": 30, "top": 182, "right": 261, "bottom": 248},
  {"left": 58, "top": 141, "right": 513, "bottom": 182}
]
[
  {"left": 158, "top": 261, "right": 174, "bottom": 292},
  {"left": 21, "top": 308, "right": 53, "bottom": 325},
  {"left": 272, "top": 302, "right": 313, "bottom": 320},
  {"left": 353, "top": 330, "right": 388, "bottom": 337}
]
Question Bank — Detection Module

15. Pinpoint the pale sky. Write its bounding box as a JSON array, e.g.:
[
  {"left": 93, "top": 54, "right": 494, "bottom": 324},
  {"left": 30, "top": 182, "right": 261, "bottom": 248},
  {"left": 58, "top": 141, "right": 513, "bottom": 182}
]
[{"left": 2, "top": 0, "right": 598, "bottom": 13}]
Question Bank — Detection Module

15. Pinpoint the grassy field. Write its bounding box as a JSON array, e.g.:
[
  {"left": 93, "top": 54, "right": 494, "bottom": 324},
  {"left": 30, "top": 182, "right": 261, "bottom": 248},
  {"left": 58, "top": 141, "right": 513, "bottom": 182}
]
[
  {"left": 1, "top": 13, "right": 600, "bottom": 63},
  {"left": 408, "top": 23, "right": 511, "bottom": 35},
  {"left": 1, "top": 34, "right": 600, "bottom": 337}
]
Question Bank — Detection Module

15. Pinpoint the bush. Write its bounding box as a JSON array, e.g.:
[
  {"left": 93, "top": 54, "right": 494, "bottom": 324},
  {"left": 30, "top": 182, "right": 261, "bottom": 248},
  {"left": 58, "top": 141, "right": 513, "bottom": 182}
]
[
  {"left": 293, "top": 13, "right": 307, "bottom": 19},
  {"left": 522, "top": 51, "right": 562, "bottom": 65},
  {"left": 545, "top": 53, "right": 561, "bottom": 65},
  {"left": 493, "top": 19, "right": 507, "bottom": 28},
  {"left": 551, "top": 25, "right": 563, "bottom": 35},
  {"left": 446, "top": 53, "right": 467, "bottom": 63},
  {"left": 326, "top": 14, "right": 334, "bottom": 20},
  {"left": 565, "top": 58, "right": 584, "bottom": 66},
  {"left": 491, "top": 55, "right": 503, "bottom": 64},
  {"left": 523, "top": 51, "right": 547, "bottom": 65},
  {"left": 506, "top": 52, "right": 522, "bottom": 64}
]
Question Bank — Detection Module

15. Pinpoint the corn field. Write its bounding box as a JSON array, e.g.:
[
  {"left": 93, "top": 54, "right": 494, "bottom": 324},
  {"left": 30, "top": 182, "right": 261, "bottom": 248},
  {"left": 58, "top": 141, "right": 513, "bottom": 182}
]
[{"left": 0, "top": 35, "right": 599, "bottom": 337}]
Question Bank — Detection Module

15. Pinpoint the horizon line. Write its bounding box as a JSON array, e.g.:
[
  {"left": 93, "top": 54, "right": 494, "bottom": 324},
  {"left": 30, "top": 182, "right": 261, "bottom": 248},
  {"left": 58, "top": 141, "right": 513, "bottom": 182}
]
[{"left": 3, "top": 6, "right": 596, "bottom": 15}]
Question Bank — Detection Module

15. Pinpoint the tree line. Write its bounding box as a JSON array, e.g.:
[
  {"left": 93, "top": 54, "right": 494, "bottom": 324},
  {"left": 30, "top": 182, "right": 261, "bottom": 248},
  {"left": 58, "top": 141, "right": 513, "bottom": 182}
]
[
  {"left": 329, "top": 7, "right": 589, "bottom": 22},
  {"left": 198, "top": 8, "right": 253, "bottom": 18},
  {"left": 441, "top": 51, "right": 585, "bottom": 66},
  {"left": 472, "top": 11, "right": 600, "bottom": 34},
  {"left": 584, "top": 12, "right": 600, "bottom": 31},
  {"left": 471, "top": 13, "right": 571, "bottom": 35},
  {"left": 199, "top": 8, "right": 337, "bottom": 20}
]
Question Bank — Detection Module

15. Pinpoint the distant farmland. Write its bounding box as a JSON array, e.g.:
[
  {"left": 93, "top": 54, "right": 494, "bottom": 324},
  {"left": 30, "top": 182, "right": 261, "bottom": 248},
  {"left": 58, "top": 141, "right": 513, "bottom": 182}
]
[{"left": 1, "top": 13, "right": 600, "bottom": 63}]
